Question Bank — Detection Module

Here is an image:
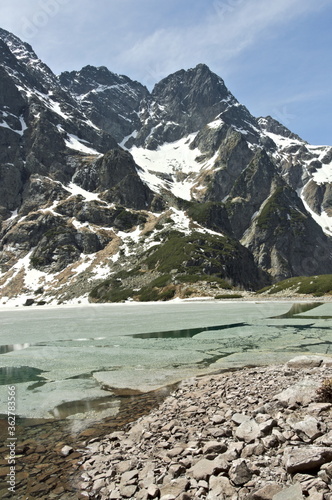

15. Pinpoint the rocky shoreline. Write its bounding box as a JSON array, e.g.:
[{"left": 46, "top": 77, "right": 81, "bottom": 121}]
[{"left": 76, "top": 355, "right": 332, "bottom": 500}]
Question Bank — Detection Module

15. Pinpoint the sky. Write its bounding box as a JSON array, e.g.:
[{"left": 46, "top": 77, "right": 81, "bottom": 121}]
[{"left": 1, "top": 0, "right": 332, "bottom": 145}]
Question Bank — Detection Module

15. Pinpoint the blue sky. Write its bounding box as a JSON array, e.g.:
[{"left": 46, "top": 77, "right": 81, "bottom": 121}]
[{"left": 1, "top": 0, "right": 331, "bottom": 145}]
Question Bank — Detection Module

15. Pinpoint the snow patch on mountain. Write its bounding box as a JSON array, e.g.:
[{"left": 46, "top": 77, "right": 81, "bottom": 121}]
[
  {"left": 131, "top": 134, "right": 210, "bottom": 200},
  {"left": 300, "top": 192, "right": 332, "bottom": 236}
]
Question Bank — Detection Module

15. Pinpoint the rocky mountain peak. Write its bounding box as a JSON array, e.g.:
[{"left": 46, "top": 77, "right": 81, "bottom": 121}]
[
  {"left": 0, "top": 27, "right": 58, "bottom": 91},
  {"left": 131, "top": 64, "right": 261, "bottom": 150},
  {"left": 59, "top": 65, "right": 139, "bottom": 95},
  {"left": 152, "top": 63, "right": 233, "bottom": 107},
  {"left": 59, "top": 65, "right": 149, "bottom": 143},
  {"left": 0, "top": 27, "right": 332, "bottom": 306},
  {"left": 258, "top": 115, "right": 303, "bottom": 142}
]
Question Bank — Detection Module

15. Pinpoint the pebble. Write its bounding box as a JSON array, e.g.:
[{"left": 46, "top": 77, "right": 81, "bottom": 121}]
[{"left": 78, "top": 355, "right": 332, "bottom": 499}]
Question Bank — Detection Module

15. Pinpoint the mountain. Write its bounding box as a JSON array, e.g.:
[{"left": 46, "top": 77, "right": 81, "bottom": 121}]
[{"left": 0, "top": 27, "right": 331, "bottom": 306}]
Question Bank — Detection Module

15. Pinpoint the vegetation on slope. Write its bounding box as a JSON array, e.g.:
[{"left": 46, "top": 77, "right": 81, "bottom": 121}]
[
  {"left": 89, "top": 230, "right": 263, "bottom": 303},
  {"left": 257, "top": 274, "right": 332, "bottom": 297}
]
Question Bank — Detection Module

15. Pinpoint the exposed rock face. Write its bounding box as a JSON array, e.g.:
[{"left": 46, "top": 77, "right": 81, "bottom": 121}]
[
  {"left": 77, "top": 356, "right": 332, "bottom": 499},
  {"left": 73, "top": 148, "right": 156, "bottom": 210},
  {"left": 132, "top": 63, "right": 260, "bottom": 150},
  {"left": 1, "top": 26, "right": 332, "bottom": 304},
  {"left": 59, "top": 65, "right": 149, "bottom": 143},
  {"left": 242, "top": 181, "right": 332, "bottom": 281}
]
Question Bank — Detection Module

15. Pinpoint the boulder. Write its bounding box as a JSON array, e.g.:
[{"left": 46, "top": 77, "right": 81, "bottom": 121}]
[
  {"left": 202, "top": 440, "right": 227, "bottom": 456},
  {"left": 228, "top": 458, "right": 252, "bottom": 486},
  {"left": 252, "top": 483, "right": 283, "bottom": 499},
  {"left": 286, "top": 356, "right": 323, "bottom": 368},
  {"left": 191, "top": 457, "right": 228, "bottom": 481},
  {"left": 272, "top": 483, "right": 304, "bottom": 500},
  {"left": 284, "top": 446, "right": 332, "bottom": 473},
  {"left": 291, "top": 416, "right": 325, "bottom": 441},
  {"left": 275, "top": 379, "right": 320, "bottom": 407},
  {"left": 235, "top": 419, "right": 261, "bottom": 443}
]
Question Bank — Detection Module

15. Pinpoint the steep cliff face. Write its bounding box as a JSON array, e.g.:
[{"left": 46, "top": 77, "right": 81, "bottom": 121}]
[
  {"left": 0, "top": 27, "right": 331, "bottom": 305},
  {"left": 242, "top": 181, "right": 332, "bottom": 281},
  {"left": 59, "top": 65, "right": 149, "bottom": 144}
]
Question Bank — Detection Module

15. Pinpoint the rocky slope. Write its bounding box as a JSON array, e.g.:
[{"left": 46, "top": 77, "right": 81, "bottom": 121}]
[
  {"left": 0, "top": 27, "right": 332, "bottom": 306},
  {"left": 77, "top": 355, "right": 332, "bottom": 500}
]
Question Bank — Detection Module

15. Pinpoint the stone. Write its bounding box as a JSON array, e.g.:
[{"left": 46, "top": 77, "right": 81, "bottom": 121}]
[
  {"left": 272, "top": 483, "right": 304, "bottom": 500},
  {"left": 307, "top": 488, "right": 324, "bottom": 500},
  {"left": 235, "top": 419, "right": 261, "bottom": 443},
  {"left": 228, "top": 458, "right": 252, "bottom": 486},
  {"left": 209, "top": 475, "right": 237, "bottom": 498},
  {"left": 232, "top": 413, "right": 251, "bottom": 425},
  {"left": 286, "top": 356, "right": 323, "bottom": 368},
  {"left": 242, "top": 442, "right": 266, "bottom": 458},
  {"left": 211, "top": 414, "right": 225, "bottom": 424},
  {"left": 77, "top": 359, "right": 332, "bottom": 500},
  {"left": 168, "top": 464, "right": 186, "bottom": 478},
  {"left": 275, "top": 379, "right": 320, "bottom": 407},
  {"left": 252, "top": 483, "right": 283, "bottom": 499},
  {"left": 191, "top": 457, "right": 227, "bottom": 481},
  {"left": 121, "top": 469, "right": 139, "bottom": 484},
  {"left": 166, "top": 446, "right": 184, "bottom": 458},
  {"left": 291, "top": 416, "right": 324, "bottom": 441},
  {"left": 60, "top": 445, "right": 73, "bottom": 457},
  {"left": 159, "top": 478, "right": 189, "bottom": 499},
  {"left": 321, "top": 461, "right": 332, "bottom": 478},
  {"left": 147, "top": 484, "right": 160, "bottom": 498},
  {"left": 92, "top": 478, "right": 106, "bottom": 493},
  {"left": 308, "top": 403, "right": 332, "bottom": 413},
  {"left": 259, "top": 419, "right": 277, "bottom": 435},
  {"left": 202, "top": 440, "right": 227, "bottom": 455},
  {"left": 284, "top": 446, "right": 332, "bottom": 473},
  {"left": 262, "top": 435, "right": 279, "bottom": 449},
  {"left": 119, "top": 484, "right": 138, "bottom": 498}
]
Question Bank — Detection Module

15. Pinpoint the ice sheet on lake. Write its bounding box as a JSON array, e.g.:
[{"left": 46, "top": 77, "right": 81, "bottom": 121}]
[{"left": 0, "top": 302, "right": 331, "bottom": 418}]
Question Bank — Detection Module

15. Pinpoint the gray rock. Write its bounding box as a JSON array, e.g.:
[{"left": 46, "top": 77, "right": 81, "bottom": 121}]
[
  {"left": 235, "top": 419, "right": 261, "bottom": 443},
  {"left": 92, "top": 478, "right": 106, "bottom": 493},
  {"left": 228, "top": 458, "right": 252, "bottom": 486},
  {"left": 291, "top": 416, "right": 325, "bottom": 441},
  {"left": 159, "top": 478, "right": 189, "bottom": 499},
  {"left": 275, "top": 379, "right": 320, "bottom": 407},
  {"left": 120, "top": 469, "right": 139, "bottom": 484},
  {"left": 307, "top": 488, "right": 324, "bottom": 500},
  {"left": 108, "top": 490, "right": 121, "bottom": 500},
  {"left": 202, "top": 440, "right": 227, "bottom": 456},
  {"left": 286, "top": 356, "right": 323, "bottom": 368},
  {"left": 252, "top": 483, "right": 283, "bottom": 499},
  {"left": 284, "top": 446, "right": 332, "bottom": 473},
  {"left": 232, "top": 413, "right": 251, "bottom": 425},
  {"left": 147, "top": 484, "right": 160, "bottom": 498},
  {"left": 211, "top": 414, "right": 225, "bottom": 424},
  {"left": 272, "top": 483, "right": 304, "bottom": 499},
  {"left": 209, "top": 475, "right": 237, "bottom": 498},
  {"left": 119, "top": 484, "right": 138, "bottom": 498},
  {"left": 60, "top": 445, "right": 73, "bottom": 457},
  {"left": 259, "top": 419, "right": 277, "bottom": 435},
  {"left": 166, "top": 446, "right": 185, "bottom": 458},
  {"left": 191, "top": 457, "right": 228, "bottom": 481}
]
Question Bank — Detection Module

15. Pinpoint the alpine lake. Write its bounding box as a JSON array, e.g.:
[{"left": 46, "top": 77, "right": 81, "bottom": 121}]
[{"left": 0, "top": 300, "right": 331, "bottom": 498}]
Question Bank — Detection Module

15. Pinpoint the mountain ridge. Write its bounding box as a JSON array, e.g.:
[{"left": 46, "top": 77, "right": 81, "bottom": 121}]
[{"left": 0, "top": 27, "right": 331, "bottom": 306}]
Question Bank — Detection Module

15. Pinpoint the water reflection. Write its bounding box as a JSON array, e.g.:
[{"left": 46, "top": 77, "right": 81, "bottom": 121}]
[
  {"left": 0, "top": 366, "right": 45, "bottom": 385},
  {"left": 271, "top": 302, "right": 323, "bottom": 318},
  {"left": 0, "top": 343, "right": 31, "bottom": 354},
  {"left": 133, "top": 322, "right": 248, "bottom": 339},
  {"left": 50, "top": 395, "right": 118, "bottom": 419}
]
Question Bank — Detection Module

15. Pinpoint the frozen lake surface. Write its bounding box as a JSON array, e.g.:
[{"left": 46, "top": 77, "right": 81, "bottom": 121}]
[{"left": 0, "top": 301, "right": 331, "bottom": 419}]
